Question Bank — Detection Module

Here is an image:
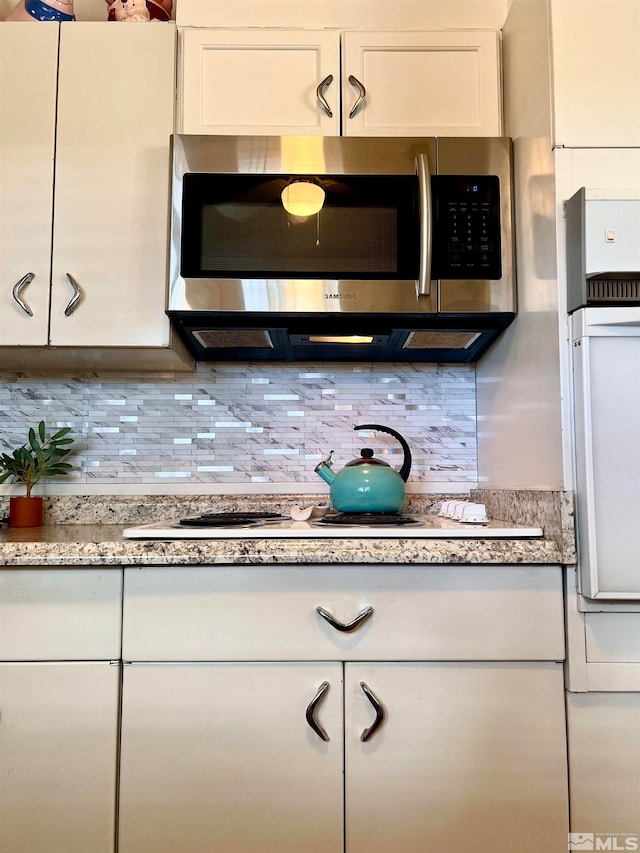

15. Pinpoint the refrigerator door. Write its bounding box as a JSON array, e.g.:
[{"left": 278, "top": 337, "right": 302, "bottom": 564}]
[{"left": 572, "top": 307, "right": 640, "bottom": 598}]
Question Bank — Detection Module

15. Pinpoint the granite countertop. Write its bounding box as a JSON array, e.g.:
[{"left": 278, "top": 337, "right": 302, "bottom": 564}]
[
  {"left": 0, "top": 521, "right": 564, "bottom": 566},
  {"left": 0, "top": 492, "right": 575, "bottom": 567}
]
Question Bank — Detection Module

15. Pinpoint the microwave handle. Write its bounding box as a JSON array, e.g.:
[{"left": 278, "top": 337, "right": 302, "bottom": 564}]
[{"left": 415, "top": 153, "right": 432, "bottom": 298}]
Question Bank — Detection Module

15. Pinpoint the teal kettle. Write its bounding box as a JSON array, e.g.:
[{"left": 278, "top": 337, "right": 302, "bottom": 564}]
[{"left": 314, "top": 424, "right": 412, "bottom": 513}]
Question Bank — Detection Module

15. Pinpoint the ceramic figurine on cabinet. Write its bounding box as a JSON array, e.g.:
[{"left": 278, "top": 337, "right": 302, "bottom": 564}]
[
  {"left": 111, "top": 0, "right": 150, "bottom": 22},
  {"left": 5, "top": 0, "right": 75, "bottom": 21},
  {"left": 105, "top": 0, "right": 172, "bottom": 21}
]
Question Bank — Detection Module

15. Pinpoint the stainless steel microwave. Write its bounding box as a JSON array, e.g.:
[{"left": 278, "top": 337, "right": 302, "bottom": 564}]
[{"left": 167, "top": 135, "right": 516, "bottom": 362}]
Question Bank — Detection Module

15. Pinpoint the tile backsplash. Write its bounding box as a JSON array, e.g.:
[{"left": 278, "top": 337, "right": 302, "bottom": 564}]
[{"left": 0, "top": 362, "right": 477, "bottom": 493}]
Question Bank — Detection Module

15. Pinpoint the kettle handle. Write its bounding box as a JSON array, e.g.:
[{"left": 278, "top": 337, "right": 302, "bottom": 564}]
[{"left": 353, "top": 424, "right": 412, "bottom": 483}]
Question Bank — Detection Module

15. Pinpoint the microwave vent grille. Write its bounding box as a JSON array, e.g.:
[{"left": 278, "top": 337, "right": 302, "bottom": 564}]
[
  {"left": 193, "top": 330, "right": 274, "bottom": 349},
  {"left": 586, "top": 275, "right": 640, "bottom": 304},
  {"left": 403, "top": 331, "right": 482, "bottom": 350}
]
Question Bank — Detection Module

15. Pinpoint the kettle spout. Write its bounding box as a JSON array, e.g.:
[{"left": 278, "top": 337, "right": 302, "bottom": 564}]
[{"left": 314, "top": 451, "right": 335, "bottom": 485}]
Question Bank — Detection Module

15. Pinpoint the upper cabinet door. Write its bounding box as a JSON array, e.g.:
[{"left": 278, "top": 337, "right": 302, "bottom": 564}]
[
  {"left": 341, "top": 31, "right": 503, "bottom": 137},
  {"left": 50, "top": 22, "right": 176, "bottom": 348},
  {"left": 551, "top": 0, "right": 640, "bottom": 147},
  {"left": 179, "top": 29, "right": 341, "bottom": 135},
  {"left": 0, "top": 23, "right": 57, "bottom": 347}
]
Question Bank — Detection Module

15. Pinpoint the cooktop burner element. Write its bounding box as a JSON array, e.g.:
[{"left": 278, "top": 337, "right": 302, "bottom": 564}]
[
  {"left": 176, "top": 512, "right": 289, "bottom": 528},
  {"left": 313, "top": 512, "right": 425, "bottom": 527}
]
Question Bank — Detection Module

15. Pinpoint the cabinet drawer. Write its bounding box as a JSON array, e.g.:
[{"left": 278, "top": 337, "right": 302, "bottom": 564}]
[
  {"left": 0, "top": 569, "right": 123, "bottom": 661},
  {"left": 123, "top": 566, "right": 564, "bottom": 662}
]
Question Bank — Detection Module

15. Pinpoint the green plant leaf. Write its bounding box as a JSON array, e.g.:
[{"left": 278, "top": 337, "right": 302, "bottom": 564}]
[
  {"left": 38, "top": 421, "right": 46, "bottom": 442},
  {"left": 50, "top": 427, "right": 72, "bottom": 441}
]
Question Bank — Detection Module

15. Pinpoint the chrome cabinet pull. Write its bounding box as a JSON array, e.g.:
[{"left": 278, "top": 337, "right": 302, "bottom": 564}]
[
  {"left": 348, "top": 75, "right": 366, "bottom": 118},
  {"left": 64, "top": 273, "right": 82, "bottom": 316},
  {"left": 360, "top": 681, "right": 385, "bottom": 742},
  {"left": 415, "top": 152, "right": 432, "bottom": 298},
  {"left": 306, "top": 680, "right": 330, "bottom": 742},
  {"left": 316, "top": 605, "right": 373, "bottom": 633},
  {"left": 316, "top": 74, "right": 334, "bottom": 118},
  {"left": 12, "top": 272, "right": 35, "bottom": 317}
]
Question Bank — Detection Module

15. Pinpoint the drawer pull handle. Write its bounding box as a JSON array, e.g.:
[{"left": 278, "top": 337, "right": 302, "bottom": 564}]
[
  {"left": 316, "top": 74, "right": 334, "bottom": 118},
  {"left": 306, "top": 680, "right": 330, "bottom": 742},
  {"left": 316, "top": 605, "right": 373, "bottom": 633},
  {"left": 360, "top": 681, "right": 385, "bottom": 742}
]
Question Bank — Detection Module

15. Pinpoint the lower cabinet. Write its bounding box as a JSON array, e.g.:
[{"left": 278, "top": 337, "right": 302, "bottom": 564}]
[
  {"left": 119, "top": 565, "right": 570, "bottom": 853},
  {"left": 0, "top": 662, "right": 120, "bottom": 853},
  {"left": 0, "top": 567, "right": 123, "bottom": 853},
  {"left": 119, "top": 660, "right": 567, "bottom": 853}
]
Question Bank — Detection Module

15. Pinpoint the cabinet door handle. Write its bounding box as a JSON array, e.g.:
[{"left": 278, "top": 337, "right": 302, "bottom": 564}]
[
  {"left": 306, "top": 680, "right": 330, "bottom": 742},
  {"left": 360, "top": 681, "right": 385, "bottom": 742},
  {"left": 316, "top": 74, "right": 334, "bottom": 118},
  {"left": 415, "top": 152, "right": 432, "bottom": 298},
  {"left": 347, "top": 75, "right": 366, "bottom": 118},
  {"left": 64, "top": 273, "right": 82, "bottom": 316},
  {"left": 316, "top": 605, "right": 373, "bottom": 633},
  {"left": 12, "top": 272, "right": 35, "bottom": 317}
]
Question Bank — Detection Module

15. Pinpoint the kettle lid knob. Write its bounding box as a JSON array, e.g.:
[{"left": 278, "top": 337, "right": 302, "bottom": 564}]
[{"left": 361, "top": 448, "right": 374, "bottom": 458}]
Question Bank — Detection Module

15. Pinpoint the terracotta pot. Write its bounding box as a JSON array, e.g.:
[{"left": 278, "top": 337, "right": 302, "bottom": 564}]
[{"left": 9, "top": 496, "right": 44, "bottom": 528}]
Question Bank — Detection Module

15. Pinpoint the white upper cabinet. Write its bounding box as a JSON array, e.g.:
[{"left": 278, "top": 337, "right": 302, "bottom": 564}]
[
  {"left": 0, "top": 24, "right": 57, "bottom": 346},
  {"left": 179, "top": 28, "right": 502, "bottom": 137},
  {"left": 341, "top": 30, "right": 502, "bottom": 136},
  {"left": 0, "top": 22, "right": 191, "bottom": 368},
  {"left": 550, "top": 0, "right": 640, "bottom": 147},
  {"left": 179, "top": 29, "right": 341, "bottom": 135},
  {"left": 50, "top": 23, "right": 176, "bottom": 348}
]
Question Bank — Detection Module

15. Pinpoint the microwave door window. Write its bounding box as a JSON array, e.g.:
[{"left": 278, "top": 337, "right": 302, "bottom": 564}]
[{"left": 180, "top": 174, "right": 419, "bottom": 280}]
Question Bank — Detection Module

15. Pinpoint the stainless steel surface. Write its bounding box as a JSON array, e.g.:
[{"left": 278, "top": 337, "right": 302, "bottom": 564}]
[
  {"left": 316, "top": 605, "right": 374, "bottom": 633},
  {"left": 169, "top": 135, "right": 514, "bottom": 319},
  {"left": 315, "top": 74, "right": 334, "bottom": 118},
  {"left": 347, "top": 74, "right": 366, "bottom": 119},
  {"left": 64, "top": 273, "right": 82, "bottom": 317},
  {"left": 360, "top": 681, "right": 385, "bottom": 742},
  {"left": 12, "top": 272, "right": 35, "bottom": 317},
  {"left": 305, "top": 680, "right": 330, "bottom": 742},
  {"left": 416, "top": 153, "right": 432, "bottom": 298},
  {"left": 436, "top": 137, "right": 515, "bottom": 313}
]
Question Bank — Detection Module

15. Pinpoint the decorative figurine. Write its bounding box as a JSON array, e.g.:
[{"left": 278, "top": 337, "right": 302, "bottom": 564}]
[
  {"left": 5, "top": 0, "right": 75, "bottom": 21},
  {"left": 111, "top": 0, "right": 150, "bottom": 21},
  {"left": 105, "top": 0, "right": 172, "bottom": 21}
]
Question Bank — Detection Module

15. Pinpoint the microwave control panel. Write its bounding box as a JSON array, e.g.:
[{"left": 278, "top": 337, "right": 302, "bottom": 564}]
[{"left": 431, "top": 175, "right": 502, "bottom": 280}]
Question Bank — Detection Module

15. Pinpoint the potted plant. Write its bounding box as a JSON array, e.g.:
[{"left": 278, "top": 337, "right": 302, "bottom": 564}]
[{"left": 0, "top": 421, "right": 75, "bottom": 527}]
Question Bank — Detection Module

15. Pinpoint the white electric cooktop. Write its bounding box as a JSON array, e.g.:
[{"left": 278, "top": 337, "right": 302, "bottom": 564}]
[{"left": 122, "top": 515, "right": 543, "bottom": 540}]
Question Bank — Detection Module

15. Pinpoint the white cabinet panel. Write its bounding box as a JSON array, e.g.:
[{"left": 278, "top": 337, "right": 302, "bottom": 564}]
[
  {"left": 342, "top": 30, "right": 502, "bottom": 136},
  {"left": 123, "top": 565, "right": 564, "bottom": 662},
  {"left": 179, "top": 29, "right": 340, "bottom": 135},
  {"left": 0, "top": 23, "right": 57, "bottom": 346},
  {"left": 551, "top": 0, "right": 640, "bottom": 147},
  {"left": 118, "top": 662, "right": 344, "bottom": 853},
  {"left": 178, "top": 28, "right": 502, "bottom": 138},
  {"left": 585, "top": 613, "right": 640, "bottom": 663},
  {"left": 50, "top": 22, "right": 176, "bottom": 347},
  {"left": 567, "top": 692, "right": 640, "bottom": 832},
  {"left": 345, "top": 662, "right": 568, "bottom": 853},
  {"left": 0, "top": 662, "right": 119, "bottom": 853},
  {"left": 0, "top": 568, "right": 122, "bottom": 661}
]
